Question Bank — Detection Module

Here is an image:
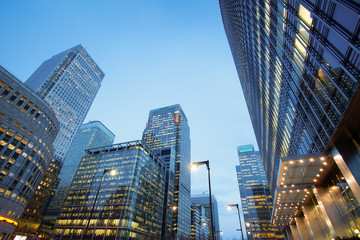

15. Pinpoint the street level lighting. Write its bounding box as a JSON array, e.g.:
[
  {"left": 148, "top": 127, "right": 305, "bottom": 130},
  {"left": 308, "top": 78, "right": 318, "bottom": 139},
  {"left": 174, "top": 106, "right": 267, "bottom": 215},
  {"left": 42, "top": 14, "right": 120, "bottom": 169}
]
[
  {"left": 246, "top": 222, "right": 258, "bottom": 239},
  {"left": 227, "top": 204, "right": 243, "bottom": 240},
  {"left": 81, "top": 168, "right": 116, "bottom": 240},
  {"left": 190, "top": 160, "right": 215, "bottom": 240}
]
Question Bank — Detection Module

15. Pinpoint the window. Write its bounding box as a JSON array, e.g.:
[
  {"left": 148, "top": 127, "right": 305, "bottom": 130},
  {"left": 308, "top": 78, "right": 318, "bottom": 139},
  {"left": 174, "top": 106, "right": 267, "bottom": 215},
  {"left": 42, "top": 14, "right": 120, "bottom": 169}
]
[
  {"left": 8, "top": 92, "right": 20, "bottom": 104},
  {"left": 0, "top": 87, "right": 13, "bottom": 98}
]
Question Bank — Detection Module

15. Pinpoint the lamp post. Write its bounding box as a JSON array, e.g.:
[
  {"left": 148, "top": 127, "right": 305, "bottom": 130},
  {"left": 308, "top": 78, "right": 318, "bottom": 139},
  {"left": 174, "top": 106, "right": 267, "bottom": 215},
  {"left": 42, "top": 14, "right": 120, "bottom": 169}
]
[
  {"left": 81, "top": 168, "right": 116, "bottom": 240},
  {"left": 227, "top": 203, "right": 243, "bottom": 239},
  {"left": 191, "top": 160, "right": 215, "bottom": 240}
]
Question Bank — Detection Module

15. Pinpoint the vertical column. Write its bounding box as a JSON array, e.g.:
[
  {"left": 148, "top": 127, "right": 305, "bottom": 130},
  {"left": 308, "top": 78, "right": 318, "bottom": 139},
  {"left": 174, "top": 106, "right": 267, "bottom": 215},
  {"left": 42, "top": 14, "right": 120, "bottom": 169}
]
[
  {"left": 284, "top": 225, "right": 295, "bottom": 240},
  {"left": 312, "top": 186, "right": 352, "bottom": 238},
  {"left": 331, "top": 148, "right": 360, "bottom": 202},
  {"left": 295, "top": 216, "right": 314, "bottom": 240},
  {"left": 311, "top": 188, "right": 337, "bottom": 238},
  {"left": 290, "top": 224, "right": 302, "bottom": 240}
]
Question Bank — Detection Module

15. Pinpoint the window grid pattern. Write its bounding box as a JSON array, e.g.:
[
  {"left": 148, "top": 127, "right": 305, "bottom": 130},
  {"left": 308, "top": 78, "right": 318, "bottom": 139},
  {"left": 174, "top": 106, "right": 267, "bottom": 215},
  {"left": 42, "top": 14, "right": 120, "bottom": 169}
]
[
  {"left": 0, "top": 66, "right": 59, "bottom": 232},
  {"left": 142, "top": 105, "right": 191, "bottom": 239},
  {"left": 220, "top": 0, "right": 360, "bottom": 194},
  {"left": 54, "top": 141, "right": 166, "bottom": 240}
]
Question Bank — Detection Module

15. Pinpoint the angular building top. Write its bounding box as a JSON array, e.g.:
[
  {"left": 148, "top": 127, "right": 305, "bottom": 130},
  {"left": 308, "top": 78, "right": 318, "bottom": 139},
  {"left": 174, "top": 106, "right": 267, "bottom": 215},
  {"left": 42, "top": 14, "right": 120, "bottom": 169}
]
[
  {"left": 17, "top": 45, "right": 104, "bottom": 236},
  {"left": 25, "top": 45, "right": 104, "bottom": 161},
  {"left": 143, "top": 104, "right": 191, "bottom": 239}
]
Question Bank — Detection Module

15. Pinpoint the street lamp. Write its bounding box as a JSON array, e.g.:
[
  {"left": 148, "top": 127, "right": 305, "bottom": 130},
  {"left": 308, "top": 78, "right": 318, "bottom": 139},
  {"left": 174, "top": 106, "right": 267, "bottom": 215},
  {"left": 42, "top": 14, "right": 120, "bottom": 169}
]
[
  {"left": 190, "top": 160, "right": 215, "bottom": 240},
  {"left": 227, "top": 204, "right": 243, "bottom": 240},
  {"left": 80, "top": 168, "right": 116, "bottom": 240}
]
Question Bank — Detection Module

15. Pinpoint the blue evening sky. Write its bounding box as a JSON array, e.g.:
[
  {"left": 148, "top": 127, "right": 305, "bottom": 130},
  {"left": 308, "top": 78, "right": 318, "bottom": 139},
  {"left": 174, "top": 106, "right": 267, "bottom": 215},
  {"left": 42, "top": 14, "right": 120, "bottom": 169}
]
[{"left": 0, "top": 1, "right": 257, "bottom": 239}]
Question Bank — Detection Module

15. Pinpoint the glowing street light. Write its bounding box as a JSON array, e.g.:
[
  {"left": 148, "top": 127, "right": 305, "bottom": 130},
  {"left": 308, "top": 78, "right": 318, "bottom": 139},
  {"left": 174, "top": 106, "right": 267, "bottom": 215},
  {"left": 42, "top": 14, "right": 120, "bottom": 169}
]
[
  {"left": 191, "top": 160, "right": 215, "bottom": 240},
  {"left": 227, "top": 203, "right": 243, "bottom": 239}
]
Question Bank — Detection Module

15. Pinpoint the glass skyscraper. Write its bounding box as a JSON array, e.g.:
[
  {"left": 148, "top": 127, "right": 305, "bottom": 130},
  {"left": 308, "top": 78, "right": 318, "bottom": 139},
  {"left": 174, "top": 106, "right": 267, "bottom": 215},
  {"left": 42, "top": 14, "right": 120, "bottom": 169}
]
[
  {"left": 236, "top": 145, "right": 282, "bottom": 239},
  {"left": 42, "top": 121, "right": 115, "bottom": 229},
  {"left": 54, "top": 140, "right": 166, "bottom": 240},
  {"left": 191, "top": 194, "right": 220, "bottom": 240},
  {"left": 142, "top": 104, "right": 191, "bottom": 239},
  {"left": 219, "top": 0, "right": 360, "bottom": 194},
  {"left": 17, "top": 45, "right": 104, "bottom": 235},
  {"left": 152, "top": 147, "right": 176, "bottom": 240},
  {"left": 220, "top": 0, "right": 360, "bottom": 238}
]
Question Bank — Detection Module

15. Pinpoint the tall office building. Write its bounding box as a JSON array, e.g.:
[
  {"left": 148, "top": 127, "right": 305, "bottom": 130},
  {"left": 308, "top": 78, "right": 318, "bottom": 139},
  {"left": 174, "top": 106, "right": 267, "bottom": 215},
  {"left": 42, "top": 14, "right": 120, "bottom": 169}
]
[
  {"left": 0, "top": 66, "right": 59, "bottom": 239},
  {"left": 42, "top": 121, "right": 115, "bottom": 229},
  {"left": 16, "top": 45, "right": 104, "bottom": 235},
  {"left": 54, "top": 140, "right": 167, "bottom": 239},
  {"left": 191, "top": 194, "right": 220, "bottom": 240},
  {"left": 142, "top": 104, "right": 191, "bottom": 239},
  {"left": 236, "top": 145, "right": 282, "bottom": 239},
  {"left": 152, "top": 147, "right": 176, "bottom": 240},
  {"left": 220, "top": 0, "right": 360, "bottom": 238}
]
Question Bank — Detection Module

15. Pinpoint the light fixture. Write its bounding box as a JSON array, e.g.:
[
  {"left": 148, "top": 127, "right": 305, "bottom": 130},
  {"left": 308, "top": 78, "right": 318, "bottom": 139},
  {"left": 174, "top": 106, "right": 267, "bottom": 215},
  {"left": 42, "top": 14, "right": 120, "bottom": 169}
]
[{"left": 190, "top": 163, "right": 198, "bottom": 170}]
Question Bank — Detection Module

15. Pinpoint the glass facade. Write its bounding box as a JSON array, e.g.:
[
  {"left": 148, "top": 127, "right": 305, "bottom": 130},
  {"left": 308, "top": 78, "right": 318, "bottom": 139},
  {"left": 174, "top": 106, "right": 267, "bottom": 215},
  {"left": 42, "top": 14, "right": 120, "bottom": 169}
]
[
  {"left": 190, "top": 205, "right": 209, "bottom": 240},
  {"left": 142, "top": 104, "right": 191, "bottom": 239},
  {"left": 54, "top": 140, "right": 166, "bottom": 240},
  {"left": 191, "top": 194, "right": 220, "bottom": 240},
  {"left": 220, "top": 0, "right": 360, "bottom": 238},
  {"left": 219, "top": 0, "right": 360, "bottom": 195},
  {"left": 152, "top": 147, "right": 176, "bottom": 240},
  {"left": 17, "top": 45, "right": 105, "bottom": 235},
  {"left": 236, "top": 145, "right": 282, "bottom": 239},
  {"left": 42, "top": 121, "right": 115, "bottom": 228},
  {"left": 0, "top": 66, "right": 59, "bottom": 239}
]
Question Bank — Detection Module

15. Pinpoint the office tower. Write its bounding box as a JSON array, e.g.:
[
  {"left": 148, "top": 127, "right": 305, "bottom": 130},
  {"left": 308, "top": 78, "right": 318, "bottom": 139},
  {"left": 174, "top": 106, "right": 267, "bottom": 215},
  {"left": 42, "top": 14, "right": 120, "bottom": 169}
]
[
  {"left": 191, "top": 205, "right": 209, "bottom": 240},
  {"left": 191, "top": 194, "right": 220, "bottom": 240},
  {"left": 220, "top": 0, "right": 360, "bottom": 238},
  {"left": 54, "top": 140, "right": 166, "bottom": 240},
  {"left": 17, "top": 45, "right": 104, "bottom": 235},
  {"left": 236, "top": 145, "right": 282, "bottom": 239},
  {"left": 152, "top": 147, "right": 176, "bottom": 240},
  {"left": 142, "top": 104, "right": 191, "bottom": 239},
  {"left": 0, "top": 66, "right": 59, "bottom": 239},
  {"left": 42, "top": 121, "right": 115, "bottom": 229}
]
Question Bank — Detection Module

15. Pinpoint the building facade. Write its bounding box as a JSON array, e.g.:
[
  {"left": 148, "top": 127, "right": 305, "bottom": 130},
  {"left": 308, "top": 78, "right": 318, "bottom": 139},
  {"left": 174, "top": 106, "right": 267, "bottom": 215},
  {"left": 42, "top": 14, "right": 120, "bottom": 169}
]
[
  {"left": 191, "top": 194, "right": 220, "bottom": 240},
  {"left": 16, "top": 45, "right": 104, "bottom": 234},
  {"left": 236, "top": 145, "right": 282, "bottom": 239},
  {"left": 220, "top": 0, "right": 360, "bottom": 238},
  {"left": 42, "top": 121, "right": 115, "bottom": 229},
  {"left": 0, "top": 66, "right": 59, "bottom": 239},
  {"left": 152, "top": 147, "right": 176, "bottom": 240},
  {"left": 142, "top": 104, "right": 191, "bottom": 239},
  {"left": 54, "top": 140, "right": 166, "bottom": 240},
  {"left": 191, "top": 204, "right": 209, "bottom": 240}
]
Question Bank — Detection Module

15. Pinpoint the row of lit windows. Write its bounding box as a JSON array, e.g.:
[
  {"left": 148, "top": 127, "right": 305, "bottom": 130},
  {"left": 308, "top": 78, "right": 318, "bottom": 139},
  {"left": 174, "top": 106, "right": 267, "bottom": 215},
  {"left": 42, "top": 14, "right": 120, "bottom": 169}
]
[{"left": 0, "top": 81, "right": 58, "bottom": 140}]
